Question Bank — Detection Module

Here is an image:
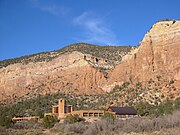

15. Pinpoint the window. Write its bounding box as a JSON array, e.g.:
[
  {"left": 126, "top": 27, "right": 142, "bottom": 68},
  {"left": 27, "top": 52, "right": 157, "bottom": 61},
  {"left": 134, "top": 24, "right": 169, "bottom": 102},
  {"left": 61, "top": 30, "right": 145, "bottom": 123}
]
[
  {"left": 118, "top": 115, "right": 126, "bottom": 118},
  {"left": 53, "top": 107, "right": 58, "bottom": 113},
  {"left": 99, "top": 113, "right": 103, "bottom": 116},
  {"left": 83, "top": 113, "right": 88, "bottom": 117},
  {"left": 128, "top": 115, "right": 134, "bottom": 118},
  {"left": 89, "top": 113, "right": 93, "bottom": 117},
  {"left": 94, "top": 113, "right": 98, "bottom": 117}
]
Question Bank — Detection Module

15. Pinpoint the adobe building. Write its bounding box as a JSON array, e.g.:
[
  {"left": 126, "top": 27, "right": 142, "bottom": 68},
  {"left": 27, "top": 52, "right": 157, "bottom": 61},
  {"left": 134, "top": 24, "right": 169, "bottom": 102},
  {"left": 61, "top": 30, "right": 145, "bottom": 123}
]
[
  {"left": 44, "top": 99, "right": 104, "bottom": 119},
  {"left": 44, "top": 99, "right": 137, "bottom": 120}
]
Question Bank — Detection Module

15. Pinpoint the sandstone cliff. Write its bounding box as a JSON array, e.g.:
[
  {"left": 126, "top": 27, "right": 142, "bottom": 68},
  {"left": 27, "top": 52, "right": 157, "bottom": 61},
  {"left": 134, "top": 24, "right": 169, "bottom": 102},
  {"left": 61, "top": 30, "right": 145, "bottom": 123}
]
[
  {"left": 0, "top": 43, "right": 131, "bottom": 104},
  {"left": 108, "top": 20, "right": 180, "bottom": 86},
  {"left": 107, "top": 21, "right": 180, "bottom": 81},
  {"left": 0, "top": 20, "right": 180, "bottom": 105},
  {"left": 105, "top": 20, "right": 180, "bottom": 102}
]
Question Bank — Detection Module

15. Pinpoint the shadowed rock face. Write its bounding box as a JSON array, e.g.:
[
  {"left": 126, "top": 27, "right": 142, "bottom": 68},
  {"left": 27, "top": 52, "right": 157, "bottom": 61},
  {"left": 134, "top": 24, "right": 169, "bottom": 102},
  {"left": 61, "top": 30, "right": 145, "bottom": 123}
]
[{"left": 0, "top": 20, "right": 180, "bottom": 105}]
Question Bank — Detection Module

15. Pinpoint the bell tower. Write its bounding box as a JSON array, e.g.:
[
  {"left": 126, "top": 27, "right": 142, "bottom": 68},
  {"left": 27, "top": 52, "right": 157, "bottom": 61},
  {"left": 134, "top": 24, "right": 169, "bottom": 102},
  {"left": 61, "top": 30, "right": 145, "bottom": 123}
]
[{"left": 58, "top": 99, "right": 65, "bottom": 118}]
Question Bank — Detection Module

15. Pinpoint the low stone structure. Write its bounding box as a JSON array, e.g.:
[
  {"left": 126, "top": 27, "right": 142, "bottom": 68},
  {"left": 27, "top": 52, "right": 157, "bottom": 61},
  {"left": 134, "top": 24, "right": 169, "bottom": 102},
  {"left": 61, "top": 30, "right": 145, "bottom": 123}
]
[{"left": 12, "top": 116, "right": 40, "bottom": 122}]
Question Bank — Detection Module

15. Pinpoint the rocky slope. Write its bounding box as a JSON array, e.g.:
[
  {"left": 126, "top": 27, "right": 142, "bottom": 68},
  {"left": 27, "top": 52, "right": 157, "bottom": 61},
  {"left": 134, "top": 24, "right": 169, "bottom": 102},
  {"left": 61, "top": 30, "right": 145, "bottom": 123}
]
[
  {"left": 0, "top": 20, "right": 180, "bottom": 105},
  {"left": 0, "top": 43, "right": 131, "bottom": 104}
]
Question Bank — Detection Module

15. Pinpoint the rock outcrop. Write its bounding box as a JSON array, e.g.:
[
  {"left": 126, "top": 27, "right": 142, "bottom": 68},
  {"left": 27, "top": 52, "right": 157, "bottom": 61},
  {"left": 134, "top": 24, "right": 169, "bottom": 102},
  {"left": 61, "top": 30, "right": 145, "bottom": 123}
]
[
  {"left": 0, "top": 51, "right": 105, "bottom": 104},
  {"left": 0, "top": 20, "right": 180, "bottom": 105},
  {"left": 107, "top": 20, "right": 180, "bottom": 86}
]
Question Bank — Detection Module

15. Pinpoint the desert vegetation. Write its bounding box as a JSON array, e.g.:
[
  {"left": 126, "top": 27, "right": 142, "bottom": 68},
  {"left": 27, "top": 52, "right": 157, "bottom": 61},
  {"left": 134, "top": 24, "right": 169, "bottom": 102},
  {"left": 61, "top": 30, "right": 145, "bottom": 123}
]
[
  {"left": 58, "top": 42, "right": 132, "bottom": 61},
  {"left": 42, "top": 115, "right": 59, "bottom": 128},
  {"left": 1, "top": 93, "right": 179, "bottom": 121},
  {"left": 1, "top": 110, "right": 180, "bottom": 135},
  {"left": 0, "top": 77, "right": 180, "bottom": 120},
  {"left": 0, "top": 91, "right": 180, "bottom": 134},
  {"left": 0, "top": 42, "right": 132, "bottom": 68},
  {"left": 64, "top": 114, "right": 85, "bottom": 124},
  {"left": 50, "top": 111, "right": 180, "bottom": 135},
  {"left": 0, "top": 120, "right": 44, "bottom": 135},
  {"left": 0, "top": 51, "right": 56, "bottom": 68},
  {"left": 0, "top": 76, "right": 180, "bottom": 134}
]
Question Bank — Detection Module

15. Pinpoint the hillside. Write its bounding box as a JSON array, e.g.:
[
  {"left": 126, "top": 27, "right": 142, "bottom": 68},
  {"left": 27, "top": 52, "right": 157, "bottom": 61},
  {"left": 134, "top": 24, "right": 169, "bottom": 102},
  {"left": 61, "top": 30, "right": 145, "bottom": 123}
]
[
  {"left": 0, "top": 43, "right": 132, "bottom": 68},
  {"left": 0, "top": 20, "right": 180, "bottom": 106}
]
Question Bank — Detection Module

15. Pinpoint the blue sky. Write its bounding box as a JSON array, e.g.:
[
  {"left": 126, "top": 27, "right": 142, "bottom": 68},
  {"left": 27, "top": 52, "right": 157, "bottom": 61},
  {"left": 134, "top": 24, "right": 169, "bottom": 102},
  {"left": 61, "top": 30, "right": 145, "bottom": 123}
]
[{"left": 0, "top": 0, "right": 180, "bottom": 60}]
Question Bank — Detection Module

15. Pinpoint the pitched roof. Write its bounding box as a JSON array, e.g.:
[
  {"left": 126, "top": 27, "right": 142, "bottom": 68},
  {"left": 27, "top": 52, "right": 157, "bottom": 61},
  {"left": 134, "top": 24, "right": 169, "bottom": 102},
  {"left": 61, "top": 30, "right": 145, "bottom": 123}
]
[{"left": 109, "top": 106, "right": 137, "bottom": 115}]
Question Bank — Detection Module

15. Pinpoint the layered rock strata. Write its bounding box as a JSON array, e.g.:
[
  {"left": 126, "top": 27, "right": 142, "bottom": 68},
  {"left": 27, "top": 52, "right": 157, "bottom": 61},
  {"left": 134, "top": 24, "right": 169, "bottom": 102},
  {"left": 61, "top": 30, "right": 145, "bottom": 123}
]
[{"left": 0, "top": 20, "right": 180, "bottom": 104}]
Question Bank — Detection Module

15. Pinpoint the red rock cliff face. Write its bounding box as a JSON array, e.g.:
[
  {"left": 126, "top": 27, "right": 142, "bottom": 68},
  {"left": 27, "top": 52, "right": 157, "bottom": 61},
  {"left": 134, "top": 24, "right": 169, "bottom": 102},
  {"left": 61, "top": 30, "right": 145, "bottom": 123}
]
[
  {"left": 105, "top": 20, "right": 180, "bottom": 91},
  {"left": 0, "top": 20, "right": 180, "bottom": 104},
  {"left": 0, "top": 51, "right": 107, "bottom": 104}
]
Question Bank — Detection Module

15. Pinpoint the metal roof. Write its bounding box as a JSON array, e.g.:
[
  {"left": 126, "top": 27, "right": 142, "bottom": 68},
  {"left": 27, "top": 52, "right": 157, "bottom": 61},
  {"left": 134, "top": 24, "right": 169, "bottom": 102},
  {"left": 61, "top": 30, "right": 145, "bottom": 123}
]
[{"left": 109, "top": 106, "right": 137, "bottom": 115}]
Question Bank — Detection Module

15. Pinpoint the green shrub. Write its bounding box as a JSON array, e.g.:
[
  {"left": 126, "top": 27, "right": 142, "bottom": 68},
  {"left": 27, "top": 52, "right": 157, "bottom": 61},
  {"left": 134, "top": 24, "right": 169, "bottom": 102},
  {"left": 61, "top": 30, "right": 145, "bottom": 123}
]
[
  {"left": 135, "top": 102, "right": 154, "bottom": 116},
  {"left": 135, "top": 99, "right": 179, "bottom": 117},
  {"left": 122, "top": 82, "right": 130, "bottom": 88},
  {"left": 172, "top": 20, "right": 176, "bottom": 24},
  {"left": 156, "top": 100, "right": 174, "bottom": 115},
  {"left": 43, "top": 115, "right": 58, "bottom": 128},
  {"left": 102, "top": 112, "right": 115, "bottom": 121},
  {"left": 64, "top": 114, "right": 85, "bottom": 124},
  {"left": 174, "top": 98, "right": 180, "bottom": 109},
  {"left": 113, "top": 85, "right": 120, "bottom": 90},
  {"left": 136, "top": 82, "right": 142, "bottom": 89},
  {"left": 0, "top": 115, "right": 14, "bottom": 128}
]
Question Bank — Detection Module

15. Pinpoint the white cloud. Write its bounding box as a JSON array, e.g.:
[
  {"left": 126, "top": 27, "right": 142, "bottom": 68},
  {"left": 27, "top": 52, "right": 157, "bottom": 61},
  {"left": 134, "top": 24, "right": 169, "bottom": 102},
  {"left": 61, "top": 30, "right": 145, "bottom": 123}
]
[
  {"left": 30, "top": 0, "right": 69, "bottom": 16},
  {"left": 73, "top": 12, "right": 119, "bottom": 45},
  {"left": 29, "top": 1, "right": 119, "bottom": 45}
]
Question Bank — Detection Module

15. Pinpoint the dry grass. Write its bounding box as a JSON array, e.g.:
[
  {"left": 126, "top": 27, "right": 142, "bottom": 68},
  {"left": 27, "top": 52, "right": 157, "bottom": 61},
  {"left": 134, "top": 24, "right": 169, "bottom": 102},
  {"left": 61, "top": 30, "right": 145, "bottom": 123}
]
[
  {"left": 1, "top": 111, "right": 180, "bottom": 135},
  {"left": 50, "top": 110, "right": 180, "bottom": 135}
]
